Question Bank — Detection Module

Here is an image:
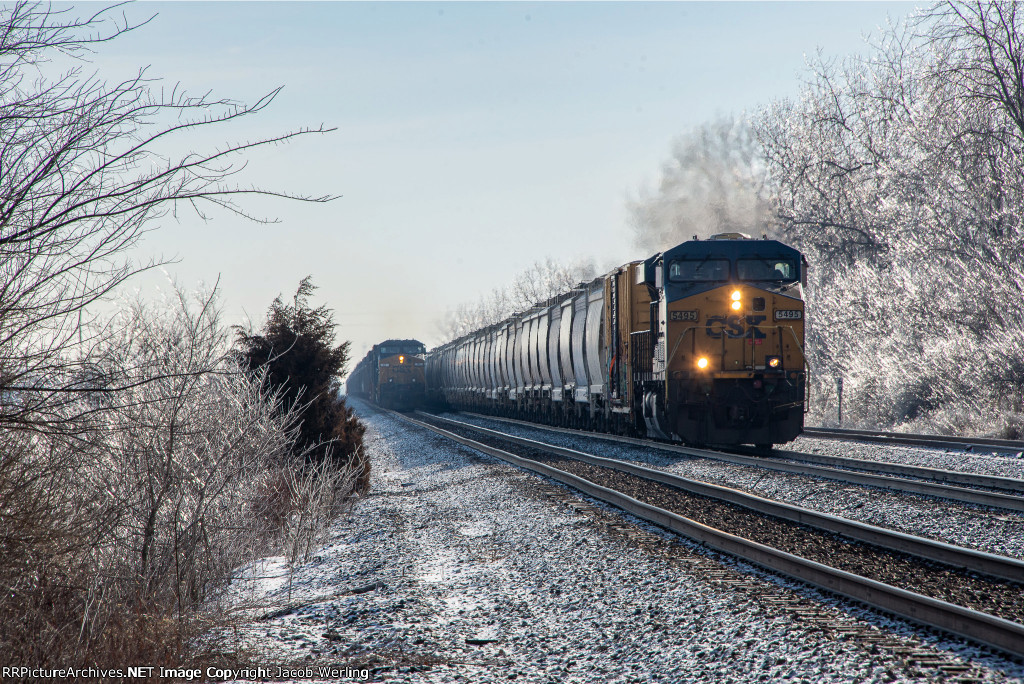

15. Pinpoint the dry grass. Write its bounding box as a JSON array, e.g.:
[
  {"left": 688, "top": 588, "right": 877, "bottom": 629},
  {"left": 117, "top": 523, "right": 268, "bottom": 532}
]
[
  {"left": 0, "top": 293, "right": 366, "bottom": 680},
  {"left": 0, "top": 432, "right": 364, "bottom": 681}
]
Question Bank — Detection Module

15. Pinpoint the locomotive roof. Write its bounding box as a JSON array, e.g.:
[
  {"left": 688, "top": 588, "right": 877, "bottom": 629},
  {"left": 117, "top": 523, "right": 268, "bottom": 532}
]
[
  {"left": 662, "top": 237, "right": 801, "bottom": 262},
  {"left": 373, "top": 338, "right": 425, "bottom": 350}
]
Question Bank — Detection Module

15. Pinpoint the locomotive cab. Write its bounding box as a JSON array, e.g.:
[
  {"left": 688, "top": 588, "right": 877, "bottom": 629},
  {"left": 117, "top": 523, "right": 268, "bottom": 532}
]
[
  {"left": 349, "top": 339, "right": 427, "bottom": 411},
  {"left": 646, "top": 233, "right": 807, "bottom": 447}
]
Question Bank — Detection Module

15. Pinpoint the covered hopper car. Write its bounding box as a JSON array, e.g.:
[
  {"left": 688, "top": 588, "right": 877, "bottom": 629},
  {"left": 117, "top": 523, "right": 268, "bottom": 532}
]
[
  {"left": 347, "top": 339, "right": 427, "bottom": 410},
  {"left": 425, "top": 234, "right": 808, "bottom": 448}
]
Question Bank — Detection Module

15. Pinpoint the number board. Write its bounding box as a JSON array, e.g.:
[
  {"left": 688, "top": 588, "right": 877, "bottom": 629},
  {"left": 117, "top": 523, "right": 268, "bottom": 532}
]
[
  {"left": 669, "top": 310, "right": 699, "bottom": 322},
  {"left": 774, "top": 310, "right": 803, "bottom": 320}
]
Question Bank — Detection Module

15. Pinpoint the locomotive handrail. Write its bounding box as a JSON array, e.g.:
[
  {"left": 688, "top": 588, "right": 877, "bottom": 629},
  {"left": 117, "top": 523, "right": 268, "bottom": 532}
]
[
  {"left": 781, "top": 324, "right": 810, "bottom": 413},
  {"left": 664, "top": 325, "right": 699, "bottom": 371}
]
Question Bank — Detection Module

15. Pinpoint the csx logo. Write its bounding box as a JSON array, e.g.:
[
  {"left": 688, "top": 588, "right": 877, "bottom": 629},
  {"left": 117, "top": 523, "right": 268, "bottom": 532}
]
[{"left": 706, "top": 315, "right": 767, "bottom": 339}]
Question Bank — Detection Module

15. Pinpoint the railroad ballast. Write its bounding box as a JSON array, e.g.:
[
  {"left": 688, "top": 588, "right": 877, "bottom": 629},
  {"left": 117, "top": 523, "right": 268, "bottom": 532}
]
[{"left": 425, "top": 234, "right": 808, "bottom": 448}]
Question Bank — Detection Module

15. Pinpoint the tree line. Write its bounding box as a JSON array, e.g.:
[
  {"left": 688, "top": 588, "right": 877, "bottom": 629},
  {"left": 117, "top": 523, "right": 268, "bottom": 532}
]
[
  {"left": 0, "top": 2, "right": 362, "bottom": 672},
  {"left": 437, "top": 257, "right": 598, "bottom": 342},
  {"left": 631, "top": 1, "right": 1024, "bottom": 437}
]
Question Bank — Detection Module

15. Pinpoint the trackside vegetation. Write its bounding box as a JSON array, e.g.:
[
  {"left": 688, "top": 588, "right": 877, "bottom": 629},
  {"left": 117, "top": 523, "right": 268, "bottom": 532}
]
[
  {"left": 0, "top": 2, "right": 351, "bottom": 676},
  {"left": 631, "top": 1, "right": 1024, "bottom": 438},
  {"left": 235, "top": 277, "right": 369, "bottom": 489}
]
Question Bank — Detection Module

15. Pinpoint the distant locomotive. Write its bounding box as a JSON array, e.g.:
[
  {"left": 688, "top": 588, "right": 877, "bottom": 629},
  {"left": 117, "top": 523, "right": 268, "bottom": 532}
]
[
  {"left": 347, "top": 339, "right": 427, "bottom": 410},
  {"left": 425, "top": 234, "right": 808, "bottom": 448}
]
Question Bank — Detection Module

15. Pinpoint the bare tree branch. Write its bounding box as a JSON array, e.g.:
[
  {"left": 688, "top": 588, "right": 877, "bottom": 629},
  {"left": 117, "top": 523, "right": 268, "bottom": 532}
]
[{"left": 0, "top": 2, "right": 337, "bottom": 434}]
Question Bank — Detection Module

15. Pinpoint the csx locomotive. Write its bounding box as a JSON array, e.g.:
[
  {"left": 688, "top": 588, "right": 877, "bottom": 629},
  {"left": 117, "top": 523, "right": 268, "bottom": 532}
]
[
  {"left": 425, "top": 234, "right": 808, "bottom": 448},
  {"left": 347, "top": 339, "right": 427, "bottom": 410}
]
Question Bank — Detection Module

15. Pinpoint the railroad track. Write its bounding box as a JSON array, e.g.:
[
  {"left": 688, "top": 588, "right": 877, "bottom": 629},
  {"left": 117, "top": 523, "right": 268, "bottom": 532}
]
[
  {"left": 400, "top": 410, "right": 1024, "bottom": 661},
  {"left": 803, "top": 426, "right": 1024, "bottom": 455},
  {"left": 455, "top": 411, "right": 1024, "bottom": 513}
]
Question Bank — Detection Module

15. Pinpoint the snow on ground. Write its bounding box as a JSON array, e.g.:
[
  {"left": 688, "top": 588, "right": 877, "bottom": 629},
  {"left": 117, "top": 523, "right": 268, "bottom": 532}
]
[
  {"left": 449, "top": 412, "right": 1024, "bottom": 562},
  {"left": 792, "top": 436, "right": 1024, "bottom": 480},
  {"left": 224, "top": 401, "right": 1024, "bottom": 683}
]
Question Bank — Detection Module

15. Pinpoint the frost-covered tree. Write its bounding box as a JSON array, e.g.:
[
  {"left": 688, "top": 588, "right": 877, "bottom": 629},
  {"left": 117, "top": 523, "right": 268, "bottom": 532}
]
[
  {"left": 0, "top": 2, "right": 342, "bottom": 669},
  {"left": 0, "top": 2, "right": 333, "bottom": 437},
  {"left": 1, "top": 286, "right": 357, "bottom": 669},
  {"left": 755, "top": 1, "right": 1024, "bottom": 436},
  {"left": 438, "top": 257, "right": 597, "bottom": 342}
]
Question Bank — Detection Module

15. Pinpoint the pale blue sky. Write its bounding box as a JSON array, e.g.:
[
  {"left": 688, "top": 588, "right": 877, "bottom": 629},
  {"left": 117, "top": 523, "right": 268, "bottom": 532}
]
[{"left": 95, "top": 1, "right": 918, "bottom": 360}]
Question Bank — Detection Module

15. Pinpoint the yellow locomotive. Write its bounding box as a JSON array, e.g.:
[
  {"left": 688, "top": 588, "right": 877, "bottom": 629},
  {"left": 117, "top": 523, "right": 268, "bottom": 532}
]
[
  {"left": 347, "top": 339, "right": 427, "bottom": 410},
  {"left": 426, "top": 233, "right": 807, "bottom": 448},
  {"left": 637, "top": 233, "right": 806, "bottom": 447}
]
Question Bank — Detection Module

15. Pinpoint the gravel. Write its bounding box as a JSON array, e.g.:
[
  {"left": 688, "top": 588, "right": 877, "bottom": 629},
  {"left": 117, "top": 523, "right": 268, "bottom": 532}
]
[
  {"left": 447, "top": 412, "right": 1024, "bottom": 562},
  {"left": 792, "top": 436, "right": 1024, "bottom": 480},
  {"left": 417, "top": 414, "right": 1024, "bottom": 622},
  {"left": 221, "top": 401, "right": 1024, "bottom": 683}
]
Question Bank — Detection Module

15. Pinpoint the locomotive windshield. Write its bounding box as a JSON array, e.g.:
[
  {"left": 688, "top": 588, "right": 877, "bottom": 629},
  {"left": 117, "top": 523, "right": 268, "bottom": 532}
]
[
  {"left": 737, "top": 258, "right": 799, "bottom": 282},
  {"left": 379, "top": 343, "right": 426, "bottom": 356},
  {"left": 668, "top": 258, "right": 730, "bottom": 282}
]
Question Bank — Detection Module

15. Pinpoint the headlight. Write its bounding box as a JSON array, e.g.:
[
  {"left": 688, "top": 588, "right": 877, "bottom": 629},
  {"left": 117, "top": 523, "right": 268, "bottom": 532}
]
[
  {"left": 697, "top": 357, "right": 709, "bottom": 370},
  {"left": 731, "top": 290, "right": 741, "bottom": 301},
  {"left": 730, "top": 290, "right": 742, "bottom": 310},
  {"left": 767, "top": 356, "right": 782, "bottom": 369}
]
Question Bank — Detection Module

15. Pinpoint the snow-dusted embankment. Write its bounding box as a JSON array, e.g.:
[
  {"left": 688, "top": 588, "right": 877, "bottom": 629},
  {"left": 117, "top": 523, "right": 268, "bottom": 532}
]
[{"left": 224, "top": 401, "right": 1023, "bottom": 683}]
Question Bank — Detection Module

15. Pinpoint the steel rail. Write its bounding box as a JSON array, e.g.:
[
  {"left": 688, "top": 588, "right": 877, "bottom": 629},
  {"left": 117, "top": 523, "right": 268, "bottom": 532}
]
[
  {"left": 759, "top": 446, "right": 1024, "bottom": 493},
  {"left": 456, "top": 412, "right": 1024, "bottom": 512},
  {"left": 803, "top": 426, "right": 1024, "bottom": 454},
  {"left": 424, "top": 412, "right": 1024, "bottom": 583},
  {"left": 398, "top": 411, "right": 1024, "bottom": 660}
]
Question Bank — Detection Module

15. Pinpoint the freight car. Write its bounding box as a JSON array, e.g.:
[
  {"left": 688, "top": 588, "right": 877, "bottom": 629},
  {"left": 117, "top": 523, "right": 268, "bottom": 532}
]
[
  {"left": 425, "top": 234, "right": 807, "bottom": 448},
  {"left": 347, "top": 339, "right": 427, "bottom": 410}
]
